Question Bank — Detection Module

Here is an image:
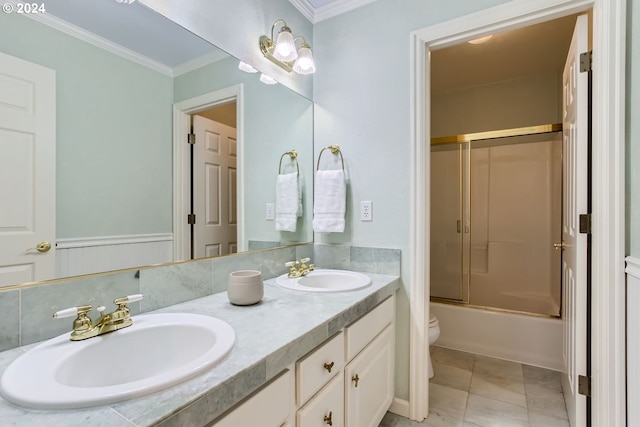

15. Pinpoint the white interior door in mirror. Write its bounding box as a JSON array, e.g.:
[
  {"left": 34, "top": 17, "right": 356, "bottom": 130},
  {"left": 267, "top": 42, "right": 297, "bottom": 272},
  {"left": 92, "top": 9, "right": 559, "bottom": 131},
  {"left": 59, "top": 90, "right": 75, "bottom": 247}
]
[
  {"left": 0, "top": 52, "right": 55, "bottom": 287},
  {"left": 193, "top": 115, "right": 237, "bottom": 258}
]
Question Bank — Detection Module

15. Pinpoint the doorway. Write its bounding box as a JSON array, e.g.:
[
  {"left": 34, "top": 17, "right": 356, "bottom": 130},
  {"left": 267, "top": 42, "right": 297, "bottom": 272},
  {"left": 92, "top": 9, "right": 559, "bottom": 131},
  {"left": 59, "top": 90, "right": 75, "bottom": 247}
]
[
  {"left": 190, "top": 104, "right": 238, "bottom": 259},
  {"left": 429, "top": 16, "right": 577, "bottom": 317},
  {"left": 408, "top": 0, "right": 626, "bottom": 425},
  {"left": 173, "top": 85, "right": 244, "bottom": 262}
]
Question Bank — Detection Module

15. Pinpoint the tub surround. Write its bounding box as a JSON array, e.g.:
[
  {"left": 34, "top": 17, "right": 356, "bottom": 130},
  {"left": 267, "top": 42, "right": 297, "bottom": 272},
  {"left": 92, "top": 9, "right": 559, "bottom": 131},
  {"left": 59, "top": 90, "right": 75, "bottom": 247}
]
[{"left": 0, "top": 272, "right": 399, "bottom": 426}]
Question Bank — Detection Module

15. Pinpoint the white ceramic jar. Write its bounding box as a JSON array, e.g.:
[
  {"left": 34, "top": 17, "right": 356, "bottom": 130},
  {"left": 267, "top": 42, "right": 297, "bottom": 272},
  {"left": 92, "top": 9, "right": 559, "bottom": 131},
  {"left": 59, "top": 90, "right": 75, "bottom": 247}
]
[{"left": 227, "top": 270, "right": 263, "bottom": 305}]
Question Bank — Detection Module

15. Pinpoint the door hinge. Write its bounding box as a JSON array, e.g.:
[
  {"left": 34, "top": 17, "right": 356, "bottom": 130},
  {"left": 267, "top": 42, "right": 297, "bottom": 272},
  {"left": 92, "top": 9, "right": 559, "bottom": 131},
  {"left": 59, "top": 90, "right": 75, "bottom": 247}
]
[
  {"left": 187, "top": 133, "right": 196, "bottom": 144},
  {"left": 578, "top": 375, "right": 591, "bottom": 397},
  {"left": 187, "top": 214, "right": 196, "bottom": 225},
  {"left": 579, "top": 213, "right": 592, "bottom": 234},
  {"left": 580, "top": 51, "right": 592, "bottom": 73}
]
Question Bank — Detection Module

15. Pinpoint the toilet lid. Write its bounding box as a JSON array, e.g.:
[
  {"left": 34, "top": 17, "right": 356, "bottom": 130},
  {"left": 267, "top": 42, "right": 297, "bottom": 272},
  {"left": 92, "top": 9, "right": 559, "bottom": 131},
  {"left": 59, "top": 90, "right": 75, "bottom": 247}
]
[{"left": 429, "top": 315, "right": 438, "bottom": 326}]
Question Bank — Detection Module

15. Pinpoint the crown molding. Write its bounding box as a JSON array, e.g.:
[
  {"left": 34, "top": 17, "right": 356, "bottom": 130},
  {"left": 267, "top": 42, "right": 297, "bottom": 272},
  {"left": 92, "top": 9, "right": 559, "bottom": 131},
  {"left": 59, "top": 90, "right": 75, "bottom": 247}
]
[
  {"left": 172, "top": 50, "right": 229, "bottom": 77},
  {"left": 288, "top": 0, "right": 316, "bottom": 22},
  {"left": 14, "top": 1, "right": 174, "bottom": 76},
  {"left": 289, "top": 0, "right": 376, "bottom": 23}
]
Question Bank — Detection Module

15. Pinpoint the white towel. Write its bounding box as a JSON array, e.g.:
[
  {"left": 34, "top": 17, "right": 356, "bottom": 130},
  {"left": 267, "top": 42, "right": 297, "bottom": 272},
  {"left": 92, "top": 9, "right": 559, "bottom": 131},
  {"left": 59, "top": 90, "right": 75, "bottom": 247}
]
[
  {"left": 313, "top": 169, "right": 346, "bottom": 232},
  {"left": 275, "top": 173, "right": 300, "bottom": 232}
]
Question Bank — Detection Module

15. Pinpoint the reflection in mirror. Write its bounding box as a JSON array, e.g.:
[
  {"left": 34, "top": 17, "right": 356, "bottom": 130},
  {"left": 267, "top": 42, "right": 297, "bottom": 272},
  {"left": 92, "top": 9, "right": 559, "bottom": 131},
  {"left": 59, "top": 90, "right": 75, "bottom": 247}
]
[{"left": 0, "top": 0, "right": 313, "bottom": 288}]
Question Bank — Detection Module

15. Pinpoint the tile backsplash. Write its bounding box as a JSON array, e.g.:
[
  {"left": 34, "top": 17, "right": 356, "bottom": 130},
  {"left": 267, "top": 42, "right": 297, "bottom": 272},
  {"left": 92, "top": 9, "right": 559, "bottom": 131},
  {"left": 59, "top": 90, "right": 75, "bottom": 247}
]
[{"left": 0, "top": 243, "right": 399, "bottom": 352}]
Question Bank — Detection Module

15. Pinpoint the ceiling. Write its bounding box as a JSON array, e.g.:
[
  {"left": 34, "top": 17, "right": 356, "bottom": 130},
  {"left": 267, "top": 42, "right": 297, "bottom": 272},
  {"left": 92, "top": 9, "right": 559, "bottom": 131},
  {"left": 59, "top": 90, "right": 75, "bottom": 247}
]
[
  {"left": 33, "top": 0, "right": 578, "bottom": 92},
  {"left": 431, "top": 14, "right": 579, "bottom": 95},
  {"left": 38, "top": 0, "right": 224, "bottom": 69}
]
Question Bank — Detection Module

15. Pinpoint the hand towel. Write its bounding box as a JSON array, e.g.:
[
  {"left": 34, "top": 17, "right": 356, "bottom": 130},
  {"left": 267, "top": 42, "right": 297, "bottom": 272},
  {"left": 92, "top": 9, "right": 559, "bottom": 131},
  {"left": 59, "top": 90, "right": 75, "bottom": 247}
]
[
  {"left": 275, "top": 173, "right": 299, "bottom": 232},
  {"left": 313, "top": 169, "right": 346, "bottom": 232}
]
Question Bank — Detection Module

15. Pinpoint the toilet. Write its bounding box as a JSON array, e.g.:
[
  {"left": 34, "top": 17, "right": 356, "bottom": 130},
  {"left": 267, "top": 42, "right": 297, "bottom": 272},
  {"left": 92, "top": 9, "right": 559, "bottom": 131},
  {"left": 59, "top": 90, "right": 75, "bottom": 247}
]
[{"left": 428, "top": 315, "right": 440, "bottom": 378}]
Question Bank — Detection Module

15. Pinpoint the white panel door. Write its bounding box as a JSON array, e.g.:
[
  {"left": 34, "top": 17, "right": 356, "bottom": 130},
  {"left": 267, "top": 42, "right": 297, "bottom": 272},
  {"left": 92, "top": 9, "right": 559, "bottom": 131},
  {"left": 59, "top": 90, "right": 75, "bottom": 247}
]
[
  {"left": 561, "top": 14, "right": 588, "bottom": 427},
  {"left": 0, "top": 52, "right": 55, "bottom": 287},
  {"left": 192, "top": 115, "right": 237, "bottom": 258}
]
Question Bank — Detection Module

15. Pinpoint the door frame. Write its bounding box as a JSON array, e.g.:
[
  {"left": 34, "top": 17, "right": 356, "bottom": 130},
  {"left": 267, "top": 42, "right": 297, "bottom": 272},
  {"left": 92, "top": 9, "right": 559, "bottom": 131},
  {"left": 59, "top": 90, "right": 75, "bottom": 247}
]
[
  {"left": 409, "top": 0, "right": 626, "bottom": 425},
  {"left": 173, "top": 84, "right": 245, "bottom": 261}
]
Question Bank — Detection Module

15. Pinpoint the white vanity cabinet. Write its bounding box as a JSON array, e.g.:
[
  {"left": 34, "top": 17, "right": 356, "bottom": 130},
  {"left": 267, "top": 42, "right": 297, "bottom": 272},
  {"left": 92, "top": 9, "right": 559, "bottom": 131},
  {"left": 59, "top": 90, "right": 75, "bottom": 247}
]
[
  {"left": 210, "top": 295, "right": 395, "bottom": 427},
  {"left": 296, "top": 295, "right": 395, "bottom": 427}
]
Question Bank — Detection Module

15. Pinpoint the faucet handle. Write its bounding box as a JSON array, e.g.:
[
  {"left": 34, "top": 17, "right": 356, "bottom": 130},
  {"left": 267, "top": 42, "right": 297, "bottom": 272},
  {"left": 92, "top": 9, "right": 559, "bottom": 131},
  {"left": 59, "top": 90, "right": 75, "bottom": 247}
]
[
  {"left": 113, "top": 294, "right": 143, "bottom": 307},
  {"left": 300, "top": 258, "right": 311, "bottom": 263},
  {"left": 53, "top": 305, "right": 92, "bottom": 319},
  {"left": 285, "top": 261, "right": 298, "bottom": 267}
]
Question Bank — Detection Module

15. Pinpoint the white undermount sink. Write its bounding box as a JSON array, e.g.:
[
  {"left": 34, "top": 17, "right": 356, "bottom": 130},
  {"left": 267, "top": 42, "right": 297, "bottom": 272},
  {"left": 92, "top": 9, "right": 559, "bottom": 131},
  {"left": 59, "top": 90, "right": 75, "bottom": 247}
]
[
  {"left": 0, "top": 313, "right": 235, "bottom": 410},
  {"left": 276, "top": 269, "right": 371, "bottom": 293}
]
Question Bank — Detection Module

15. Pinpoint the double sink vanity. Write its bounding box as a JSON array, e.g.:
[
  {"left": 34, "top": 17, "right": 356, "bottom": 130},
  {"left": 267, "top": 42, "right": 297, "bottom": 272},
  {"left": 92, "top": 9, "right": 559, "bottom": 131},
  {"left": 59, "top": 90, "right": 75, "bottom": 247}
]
[{"left": 0, "top": 268, "right": 399, "bottom": 427}]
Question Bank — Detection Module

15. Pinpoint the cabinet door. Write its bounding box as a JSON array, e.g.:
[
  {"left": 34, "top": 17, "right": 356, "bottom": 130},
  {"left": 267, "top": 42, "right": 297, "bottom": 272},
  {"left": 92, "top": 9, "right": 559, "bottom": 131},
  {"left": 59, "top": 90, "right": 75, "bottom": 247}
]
[
  {"left": 212, "top": 370, "right": 292, "bottom": 427},
  {"left": 345, "top": 325, "right": 394, "bottom": 427},
  {"left": 297, "top": 372, "right": 345, "bottom": 427}
]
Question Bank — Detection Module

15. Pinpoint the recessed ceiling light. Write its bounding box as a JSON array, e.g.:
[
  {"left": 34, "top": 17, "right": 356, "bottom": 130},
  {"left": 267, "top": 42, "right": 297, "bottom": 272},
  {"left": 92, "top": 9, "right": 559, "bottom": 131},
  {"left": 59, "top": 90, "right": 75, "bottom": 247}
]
[{"left": 468, "top": 35, "right": 493, "bottom": 44}]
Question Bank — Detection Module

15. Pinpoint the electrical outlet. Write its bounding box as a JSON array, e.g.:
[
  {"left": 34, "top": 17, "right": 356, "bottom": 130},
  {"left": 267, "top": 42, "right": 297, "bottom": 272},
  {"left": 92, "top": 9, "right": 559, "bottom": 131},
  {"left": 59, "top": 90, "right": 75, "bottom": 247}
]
[
  {"left": 266, "top": 203, "right": 275, "bottom": 220},
  {"left": 360, "top": 201, "right": 372, "bottom": 221}
]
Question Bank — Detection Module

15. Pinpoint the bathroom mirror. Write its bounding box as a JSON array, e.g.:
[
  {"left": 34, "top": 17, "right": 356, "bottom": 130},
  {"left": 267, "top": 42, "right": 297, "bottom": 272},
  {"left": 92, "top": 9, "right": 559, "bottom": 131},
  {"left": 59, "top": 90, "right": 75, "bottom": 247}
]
[{"left": 0, "top": 0, "right": 313, "bottom": 286}]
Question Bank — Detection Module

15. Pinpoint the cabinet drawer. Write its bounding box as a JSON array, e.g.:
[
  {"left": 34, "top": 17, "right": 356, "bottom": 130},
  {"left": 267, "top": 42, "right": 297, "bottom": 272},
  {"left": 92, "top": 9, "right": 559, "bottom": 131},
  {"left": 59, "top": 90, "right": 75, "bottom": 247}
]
[
  {"left": 297, "top": 371, "right": 344, "bottom": 427},
  {"left": 212, "top": 369, "right": 292, "bottom": 427},
  {"left": 345, "top": 296, "right": 394, "bottom": 360},
  {"left": 296, "top": 332, "right": 344, "bottom": 405}
]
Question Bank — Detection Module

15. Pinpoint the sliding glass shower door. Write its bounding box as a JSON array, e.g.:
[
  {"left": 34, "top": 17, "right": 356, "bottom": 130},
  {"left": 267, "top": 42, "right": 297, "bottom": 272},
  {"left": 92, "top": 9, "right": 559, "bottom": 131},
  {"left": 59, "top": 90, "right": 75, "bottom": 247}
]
[
  {"left": 430, "top": 125, "right": 563, "bottom": 317},
  {"left": 430, "top": 141, "right": 469, "bottom": 302}
]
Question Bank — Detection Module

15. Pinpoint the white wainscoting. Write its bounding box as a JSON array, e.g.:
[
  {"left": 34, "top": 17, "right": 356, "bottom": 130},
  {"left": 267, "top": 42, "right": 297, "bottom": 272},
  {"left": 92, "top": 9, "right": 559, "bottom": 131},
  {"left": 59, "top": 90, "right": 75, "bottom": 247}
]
[
  {"left": 56, "top": 234, "right": 173, "bottom": 278},
  {"left": 627, "top": 256, "right": 640, "bottom": 426}
]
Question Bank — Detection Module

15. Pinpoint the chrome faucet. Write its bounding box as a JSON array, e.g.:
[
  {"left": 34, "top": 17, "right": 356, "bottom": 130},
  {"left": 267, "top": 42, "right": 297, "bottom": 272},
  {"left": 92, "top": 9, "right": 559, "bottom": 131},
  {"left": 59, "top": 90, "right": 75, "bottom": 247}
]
[
  {"left": 285, "top": 258, "right": 315, "bottom": 278},
  {"left": 53, "top": 294, "right": 143, "bottom": 341}
]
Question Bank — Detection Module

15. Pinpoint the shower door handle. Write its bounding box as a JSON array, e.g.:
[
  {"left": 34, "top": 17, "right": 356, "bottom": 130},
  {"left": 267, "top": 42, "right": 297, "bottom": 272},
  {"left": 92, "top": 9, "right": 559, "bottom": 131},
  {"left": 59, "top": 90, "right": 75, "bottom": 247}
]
[{"left": 553, "top": 242, "right": 566, "bottom": 251}]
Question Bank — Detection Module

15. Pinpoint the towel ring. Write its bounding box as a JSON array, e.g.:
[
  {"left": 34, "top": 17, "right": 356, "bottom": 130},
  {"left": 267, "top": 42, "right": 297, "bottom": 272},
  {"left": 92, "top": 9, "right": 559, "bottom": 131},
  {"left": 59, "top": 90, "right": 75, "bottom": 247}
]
[
  {"left": 279, "top": 150, "right": 299, "bottom": 176},
  {"left": 316, "top": 144, "right": 345, "bottom": 171}
]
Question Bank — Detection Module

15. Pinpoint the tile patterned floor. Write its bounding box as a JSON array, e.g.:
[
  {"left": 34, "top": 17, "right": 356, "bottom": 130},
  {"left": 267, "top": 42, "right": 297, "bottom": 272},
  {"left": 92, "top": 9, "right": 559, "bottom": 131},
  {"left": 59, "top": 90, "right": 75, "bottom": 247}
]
[{"left": 380, "top": 346, "right": 570, "bottom": 427}]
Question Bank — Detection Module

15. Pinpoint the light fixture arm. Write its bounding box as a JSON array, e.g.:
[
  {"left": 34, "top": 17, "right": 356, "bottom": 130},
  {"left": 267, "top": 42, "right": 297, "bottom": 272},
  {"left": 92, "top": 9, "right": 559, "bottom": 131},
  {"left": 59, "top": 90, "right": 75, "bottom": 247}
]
[{"left": 270, "top": 19, "right": 288, "bottom": 41}]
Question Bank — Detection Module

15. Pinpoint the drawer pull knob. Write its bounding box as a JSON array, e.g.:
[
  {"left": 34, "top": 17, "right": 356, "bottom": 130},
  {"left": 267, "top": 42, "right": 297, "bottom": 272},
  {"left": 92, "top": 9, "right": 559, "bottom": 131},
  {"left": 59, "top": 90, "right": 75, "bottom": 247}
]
[
  {"left": 324, "top": 411, "right": 333, "bottom": 426},
  {"left": 323, "top": 361, "right": 335, "bottom": 372},
  {"left": 352, "top": 373, "right": 360, "bottom": 387}
]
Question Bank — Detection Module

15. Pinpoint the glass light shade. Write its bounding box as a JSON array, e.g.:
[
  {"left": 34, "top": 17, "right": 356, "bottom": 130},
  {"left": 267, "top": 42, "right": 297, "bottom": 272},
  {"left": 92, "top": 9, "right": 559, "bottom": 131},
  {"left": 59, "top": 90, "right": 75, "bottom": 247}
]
[
  {"left": 293, "top": 46, "right": 316, "bottom": 75},
  {"left": 259, "top": 73, "right": 278, "bottom": 85},
  {"left": 273, "top": 28, "right": 298, "bottom": 62},
  {"left": 238, "top": 61, "right": 258, "bottom": 73}
]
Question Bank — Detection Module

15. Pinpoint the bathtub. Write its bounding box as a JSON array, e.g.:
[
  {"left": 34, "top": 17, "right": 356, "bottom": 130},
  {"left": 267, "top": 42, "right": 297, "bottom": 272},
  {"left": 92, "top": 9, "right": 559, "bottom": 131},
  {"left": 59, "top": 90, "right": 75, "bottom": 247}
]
[{"left": 431, "top": 301, "right": 563, "bottom": 371}]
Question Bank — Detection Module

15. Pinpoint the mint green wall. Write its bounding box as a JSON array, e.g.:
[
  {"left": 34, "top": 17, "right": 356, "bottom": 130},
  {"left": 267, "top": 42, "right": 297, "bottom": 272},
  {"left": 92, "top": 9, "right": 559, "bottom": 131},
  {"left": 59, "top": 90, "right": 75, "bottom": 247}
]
[
  {"left": 311, "top": 0, "right": 527, "bottom": 401},
  {"left": 174, "top": 57, "right": 314, "bottom": 247},
  {"left": 627, "top": 0, "right": 639, "bottom": 257},
  {"left": 0, "top": 12, "right": 173, "bottom": 238}
]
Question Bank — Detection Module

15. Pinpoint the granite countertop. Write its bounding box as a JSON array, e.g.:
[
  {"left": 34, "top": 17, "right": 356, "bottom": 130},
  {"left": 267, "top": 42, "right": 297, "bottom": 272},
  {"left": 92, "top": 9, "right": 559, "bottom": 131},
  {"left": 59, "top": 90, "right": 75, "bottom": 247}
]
[{"left": 0, "top": 272, "right": 400, "bottom": 427}]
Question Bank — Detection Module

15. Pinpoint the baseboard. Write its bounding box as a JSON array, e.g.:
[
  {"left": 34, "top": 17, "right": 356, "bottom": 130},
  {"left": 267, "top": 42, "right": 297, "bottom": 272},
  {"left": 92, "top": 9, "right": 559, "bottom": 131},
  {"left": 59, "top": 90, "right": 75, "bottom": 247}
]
[{"left": 388, "top": 397, "right": 410, "bottom": 418}]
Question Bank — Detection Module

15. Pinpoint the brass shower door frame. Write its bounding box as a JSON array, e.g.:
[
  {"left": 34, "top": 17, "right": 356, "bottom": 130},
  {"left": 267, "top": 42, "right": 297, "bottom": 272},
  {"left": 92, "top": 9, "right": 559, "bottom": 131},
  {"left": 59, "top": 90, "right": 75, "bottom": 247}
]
[{"left": 430, "top": 123, "right": 563, "bottom": 318}]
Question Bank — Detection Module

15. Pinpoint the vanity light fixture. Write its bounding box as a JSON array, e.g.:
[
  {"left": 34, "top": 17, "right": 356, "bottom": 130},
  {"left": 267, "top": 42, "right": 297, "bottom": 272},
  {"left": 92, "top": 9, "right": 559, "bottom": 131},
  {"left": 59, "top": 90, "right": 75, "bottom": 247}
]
[
  {"left": 259, "top": 19, "right": 316, "bottom": 75},
  {"left": 238, "top": 61, "right": 258, "bottom": 73},
  {"left": 114, "top": 0, "right": 136, "bottom": 3},
  {"left": 259, "top": 73, "right": 278, "bottom": 85}
]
